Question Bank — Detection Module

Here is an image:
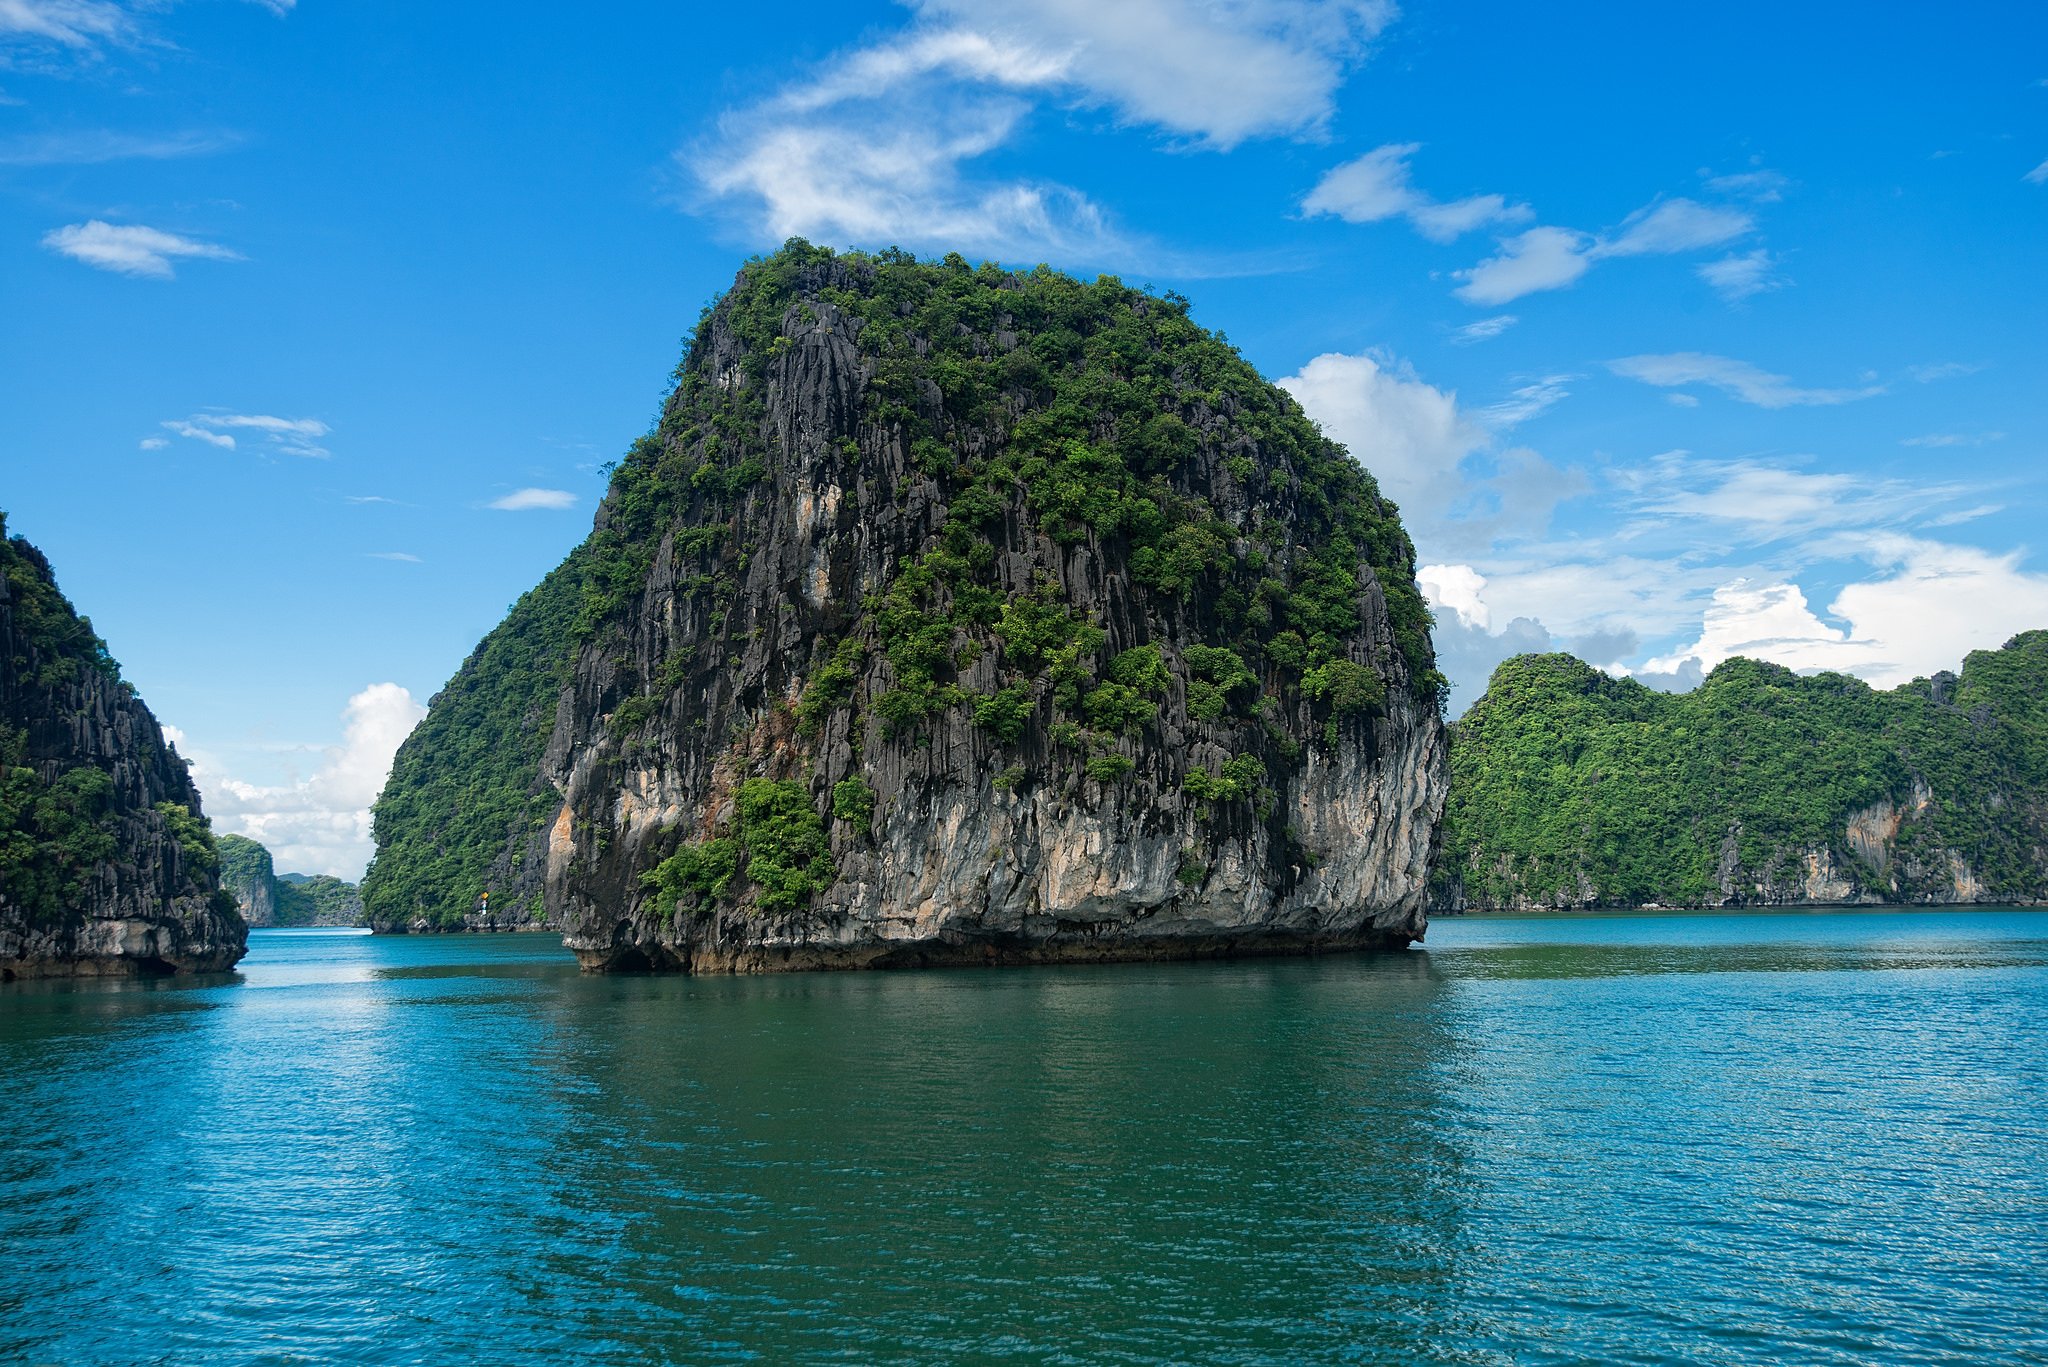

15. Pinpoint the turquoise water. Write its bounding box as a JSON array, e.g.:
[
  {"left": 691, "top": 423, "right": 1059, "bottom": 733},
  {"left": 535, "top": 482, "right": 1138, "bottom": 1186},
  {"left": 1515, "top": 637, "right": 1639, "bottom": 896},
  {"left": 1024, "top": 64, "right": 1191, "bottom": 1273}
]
[{"left": 2, "top": 911, "right": 2044, "bottom": 1365}]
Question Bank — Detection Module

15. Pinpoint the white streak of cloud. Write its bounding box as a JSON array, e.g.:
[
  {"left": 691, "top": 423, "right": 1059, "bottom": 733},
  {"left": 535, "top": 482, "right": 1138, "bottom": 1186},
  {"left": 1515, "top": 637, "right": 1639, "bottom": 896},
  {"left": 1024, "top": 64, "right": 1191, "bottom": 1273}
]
[
  {"left": 1447, "top": 314, "right": 1517, "bottom": 345},
  {"left": 0, "top": 127, "right": 239, "bottom": 165},
  {"left": 41, "top": 219, "right": 240, "bottom": 278},
  {"left": 163, "top": 419, "right": 236, "bottom": 449},
  {"left": 2025, "top": 158, "right": 2048, "bottom": 185},
  {"left": 1597, "top": 198, "right": 1752, "bottom": 257},
  {"left": 1703, "top": 167, "right": 1788, "bottom": 202},
  {"left": 488, "top": 487, "right": 577, "bottom": 511},
  {"left": 366, "top": 551, "right": 421, "bottom": 562},
  {"left": 158, "top": 412, "right": 330, "bottom": 457},
  {"left": 1609, "top": 352, "right": 1885, "bottom": 408},
  {"left": 0, "top": 0, "right": 134, "bottom": 48}
]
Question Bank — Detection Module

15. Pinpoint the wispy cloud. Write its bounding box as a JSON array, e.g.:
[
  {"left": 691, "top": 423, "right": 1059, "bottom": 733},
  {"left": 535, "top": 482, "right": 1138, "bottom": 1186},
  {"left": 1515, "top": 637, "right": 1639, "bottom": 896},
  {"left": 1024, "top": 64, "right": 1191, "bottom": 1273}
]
[
  {"left": 488, "top": 487, "right": 577, "bottom": 511},
  {"left": 1702, "top": 166, "right": 1789, "bottom": 202},
  {"left": 1907, "top": 360, "right": 1984, "bottom": 383},
  {"left": 0, "top": 0, "right": 137, "bottom": 50},
  {"left": 1901, "top": 431, "right": 2003, "bottom": 448},
  {"left": 155, "top": 412, "right": 331, "bottom": 457},
  {"left": 365, "top": 551, "right": 421, "bottom": 563},
  {"left": 688, "top": 0, "right": 1397, "bottom": 259},
  {"left": 1454, "top": 198, "right": 1752, "bottom": 305},
  {"left": 1447, "top": 314, "right": 1517, "bottom": 345},
  {"left": 1695, "top": 248, "right": 1785, "bottom": 302},
  {"left": 345, "top": 494, "right": 404, "bottom": 505},
  {"left": 41, "top": 220, "right": 240, "bottom": 278},
  {"left": 0, "top": 127, "right": 238, "bottom": 165},
  {"left": 2025, "top": 158, "right": 2048, "bottom": 185},
  {"left": 1608, "top": 352, "right": 1885, "bottom": 408},
  {"left": 1302, "top": 143, "right": 1530, "bottom": 241},
  {"left": 1481, "top": 375, "right": 1574, "bottom": 428}
]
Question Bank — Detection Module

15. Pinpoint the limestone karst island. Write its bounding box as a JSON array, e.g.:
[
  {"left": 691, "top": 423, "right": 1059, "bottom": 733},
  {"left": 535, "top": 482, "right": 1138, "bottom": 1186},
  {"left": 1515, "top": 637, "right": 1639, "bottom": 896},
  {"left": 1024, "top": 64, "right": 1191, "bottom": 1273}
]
[{"left": 6, "top": 5, "right": 2047, "bottom": 1363}]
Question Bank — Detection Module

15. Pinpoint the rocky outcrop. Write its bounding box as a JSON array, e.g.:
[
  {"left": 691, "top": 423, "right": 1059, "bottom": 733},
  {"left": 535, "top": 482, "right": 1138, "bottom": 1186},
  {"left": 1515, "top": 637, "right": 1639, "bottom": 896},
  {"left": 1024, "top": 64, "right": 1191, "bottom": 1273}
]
[
  {"left": 219, "top": 834, "right": 364, "bottom": 926},
  {"left": 1434, "top": 640, "right": 2048, "bottom": 912},
  {"left": 370, "top": 245, "right": 1449, "bottom": 968},
  {"left": 0, "top": 516, "right": 246, "bottom": 977},
  {"left": 218, "top": 833, "right": 279, "bottom": 926}
]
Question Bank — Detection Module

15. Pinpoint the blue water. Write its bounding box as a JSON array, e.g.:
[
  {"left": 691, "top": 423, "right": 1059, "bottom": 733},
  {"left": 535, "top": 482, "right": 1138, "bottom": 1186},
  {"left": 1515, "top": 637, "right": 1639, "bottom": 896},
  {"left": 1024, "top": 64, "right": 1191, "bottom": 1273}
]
[{"left": 2, "top": 910, "right": 2044, "bottom": 1365}]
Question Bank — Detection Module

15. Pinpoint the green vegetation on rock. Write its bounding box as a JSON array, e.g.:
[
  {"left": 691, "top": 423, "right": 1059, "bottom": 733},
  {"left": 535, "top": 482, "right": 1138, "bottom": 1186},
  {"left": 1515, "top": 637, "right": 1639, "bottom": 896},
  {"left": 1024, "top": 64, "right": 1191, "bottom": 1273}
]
[{"left": 1437, "top": 633, "right": 2048, "bottom": 909}]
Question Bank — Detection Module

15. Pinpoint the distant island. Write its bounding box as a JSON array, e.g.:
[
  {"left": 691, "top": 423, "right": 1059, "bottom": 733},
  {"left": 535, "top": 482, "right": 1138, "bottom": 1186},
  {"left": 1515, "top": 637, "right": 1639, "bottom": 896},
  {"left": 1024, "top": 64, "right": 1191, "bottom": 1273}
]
[
  {"left": 0, "top": 513, "right": 245, "bottom": 977},
  {"left": 217, "top": 834, "right": 364, "bottom": 927},
  {"left": 1435, "top": 633, "right": 2048, "bottom": 912},
  {"left": 363, "top": 241, "right": 1448, "bottom": 968}
]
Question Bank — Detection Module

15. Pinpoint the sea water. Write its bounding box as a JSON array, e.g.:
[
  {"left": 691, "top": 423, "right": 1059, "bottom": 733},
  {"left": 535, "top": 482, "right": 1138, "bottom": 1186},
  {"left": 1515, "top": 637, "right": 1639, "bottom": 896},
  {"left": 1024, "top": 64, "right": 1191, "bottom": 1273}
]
[{"left": 2, "top": 910, "right": 2043, "bottom": 1365}]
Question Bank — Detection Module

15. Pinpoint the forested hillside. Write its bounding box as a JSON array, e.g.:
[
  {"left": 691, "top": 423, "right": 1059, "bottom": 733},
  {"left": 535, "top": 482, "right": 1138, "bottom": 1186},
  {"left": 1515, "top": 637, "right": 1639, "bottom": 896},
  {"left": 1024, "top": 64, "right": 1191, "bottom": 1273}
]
[{"left": 1435, "top": 633, "right": 2048, "bottom": 909}]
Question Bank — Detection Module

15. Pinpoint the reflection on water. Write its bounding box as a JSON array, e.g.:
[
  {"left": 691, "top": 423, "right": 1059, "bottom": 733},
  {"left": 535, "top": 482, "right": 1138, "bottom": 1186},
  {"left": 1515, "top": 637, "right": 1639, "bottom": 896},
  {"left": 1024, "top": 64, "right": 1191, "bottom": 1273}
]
[{"left": 0, "top": 913, "right": 2043, "bottom": 1365}]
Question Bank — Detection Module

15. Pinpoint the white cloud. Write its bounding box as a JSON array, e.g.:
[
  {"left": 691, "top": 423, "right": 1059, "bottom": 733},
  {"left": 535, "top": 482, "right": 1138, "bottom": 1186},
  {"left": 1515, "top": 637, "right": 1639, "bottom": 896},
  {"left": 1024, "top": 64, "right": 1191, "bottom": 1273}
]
[
  {"left": 1902, "top": 431, "right": 2002, "bottom": 448},
  {"left": 1703, "top": 167, "right": 1788, "bottom": 202},
  {"left": 2025, "top": 158, "right": 2047, "bottom": 185},
  {"left": 1453, "top": 197, "right": 1757, "bottom": 305},
  {"left": 366, "top": 551, "right": 421, "bottom": 562},
  {"left": 1453, "top": 226, "right": 1592, "bottom": 304},
  {"left": 1418, "top": 562, "right": 1490, "bottom": 629},
  {"left": 137, "top": 435, "right": 168, "bottom": 450},
  {"left": 163, "top": 419, "right": 236, "bottom": 449},
  {"left": 1907, "top": 361, "right": 1983, "bottom": 383},
  {"left": 1609, "top": 352, "right": 1885, "bottom": 408},
  {"left": 1696, "top": 248, "right": 1784, "bottom": 301},
  {"left": 41, "top": 219, "right": 241, "bottom": 278},
  {"left": 1448, "top": 314, "right": 1516, "bottom": 345},
  {"left": 0, "top": 0, "right": 134, "bottom": 48},
  {"left": 1642, "top": 539, "right": 2048, "bottom": 688},
  {"left": 0, "top": 127, "right": 237, "bottom": 165},
  {"left": 488, "top": 487, "right": 577, "bottom": 511},
  {"left": 1481, "top": 375, "right": 1573, "bottom": 428},
  {"left": 1600, "top": 198, "right": 1752, "bottom": 256},
  {"left": 1280, "top": 349, "right": 1584, "bottom": 560},
  {"left": 689, "top": 0, "right": 1396, "bottom": 256},
  {"left": 195, "top": 683, "right": 426, "bottom": 880},
  {"left": 906, "top": 0, "right": 1397, "bottom": 148},
  {"left": 158, "top": 412, "right": 330, "bottom": 457},
  {"left": 1302, "top": 143, "right": 1529, "bottom": 241}
]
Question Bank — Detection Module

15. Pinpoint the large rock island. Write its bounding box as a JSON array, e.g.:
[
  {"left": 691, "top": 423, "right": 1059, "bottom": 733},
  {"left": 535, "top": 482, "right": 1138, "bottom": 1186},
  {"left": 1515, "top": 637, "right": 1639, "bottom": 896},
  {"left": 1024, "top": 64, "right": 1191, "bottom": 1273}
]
[
  {"left": 366, "top": 243, "right": 1448, "bottom": 969},
  {"left": 0, "top": 514, "right": 245, "bottom": 977},
  {"left": 1435, "top": 635, "right": 2048, "bottom": 911}
]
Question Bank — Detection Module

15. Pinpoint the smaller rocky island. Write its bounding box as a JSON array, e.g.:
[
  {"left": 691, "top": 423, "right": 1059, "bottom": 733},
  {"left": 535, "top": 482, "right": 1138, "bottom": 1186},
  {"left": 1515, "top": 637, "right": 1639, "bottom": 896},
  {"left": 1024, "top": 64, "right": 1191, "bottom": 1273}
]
[
  {"left": 217, "top": 834, "right": 364, "bottom": 927},
  {"left": 1435, "top": 632, "right": 2048, "bottom": 911},
  {"left": 0, "top": 513, "right": 245, "bottom": 977}
]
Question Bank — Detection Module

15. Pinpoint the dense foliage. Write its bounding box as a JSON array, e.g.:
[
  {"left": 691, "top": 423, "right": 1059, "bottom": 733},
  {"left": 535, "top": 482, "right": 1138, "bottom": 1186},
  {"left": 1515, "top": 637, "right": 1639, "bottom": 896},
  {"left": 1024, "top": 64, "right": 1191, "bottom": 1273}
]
[
  {"left": 1, "top": 512, "right": 231, "bottom": 924},
  {"left": 361, "top": 549, "right": 589, "bottom": 928},
  {"left": 1438, "top": 634, "right": 2048, "bottom": 907}
]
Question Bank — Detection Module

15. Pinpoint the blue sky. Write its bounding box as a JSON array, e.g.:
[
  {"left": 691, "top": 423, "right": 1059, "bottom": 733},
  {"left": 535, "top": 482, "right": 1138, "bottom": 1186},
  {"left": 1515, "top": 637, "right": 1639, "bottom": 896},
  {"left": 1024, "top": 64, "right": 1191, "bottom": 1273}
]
[{"left": 4, "top": 1, "right": 2045, "bottom": 876}]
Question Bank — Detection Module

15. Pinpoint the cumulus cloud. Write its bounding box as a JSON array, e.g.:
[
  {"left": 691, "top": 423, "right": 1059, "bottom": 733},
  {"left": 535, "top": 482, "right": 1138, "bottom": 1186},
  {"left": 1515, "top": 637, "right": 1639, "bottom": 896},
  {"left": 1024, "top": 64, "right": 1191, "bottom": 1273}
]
[
  {"left": 688, "top": 0, "right": 1396, "bottom": 257},
  {"left": 1302, "top": 143, "right": 1530, "bottom": 241},
  {"left": 1280, "top": 350, "right": 1585, "bottom": 563},
  {"left": 41, "top": 220, "right": 241, "bottom": 278},
  {"left": 1608, "top": 352, "right": 1885, "bottom": 408},
  {"left": 156, "top": 412, "right": 330, "bottom": 457},
  {"left": 488, "top": 487, "right": 577, "bottom": 511},
  {"left": 195, "top": 682, "right": 426, "bottom": 879},
  {"left": 1641, "top": 539, "right": 2048, "bottom": 688}
]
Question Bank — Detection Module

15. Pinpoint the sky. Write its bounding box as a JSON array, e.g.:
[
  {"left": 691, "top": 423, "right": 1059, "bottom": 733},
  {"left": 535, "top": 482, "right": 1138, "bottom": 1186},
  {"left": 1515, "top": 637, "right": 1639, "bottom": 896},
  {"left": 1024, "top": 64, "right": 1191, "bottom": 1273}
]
[{"left": 3, "top": 1, "right": 2045, "bottom": 878}]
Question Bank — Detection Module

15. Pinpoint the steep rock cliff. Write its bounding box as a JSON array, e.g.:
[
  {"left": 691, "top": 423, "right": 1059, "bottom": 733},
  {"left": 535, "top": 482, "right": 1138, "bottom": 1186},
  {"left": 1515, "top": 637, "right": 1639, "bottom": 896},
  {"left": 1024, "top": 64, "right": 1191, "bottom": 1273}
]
[
  {"left": 369, "top": 244, "right": 1448, "bottom": 967},
  {"left": 1434, "top": 638, "right": 2048, "bottom": 911},
  {"left": 0, "top": 515, "right": 245, "bottom": 976},
  {"left": 219, "top": 833, "right": 363, "bottom": 926}
]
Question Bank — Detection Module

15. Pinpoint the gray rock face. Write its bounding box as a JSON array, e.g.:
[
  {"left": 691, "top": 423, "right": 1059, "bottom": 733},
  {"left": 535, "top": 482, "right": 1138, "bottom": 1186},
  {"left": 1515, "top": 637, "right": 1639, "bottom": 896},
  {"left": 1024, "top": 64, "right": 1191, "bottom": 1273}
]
[
  {"left": 0, "top": 523, "right": 246, "bottom": 977},
  {"left": 528, "top": 252, "right": 1446, "bottom": 972}
]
